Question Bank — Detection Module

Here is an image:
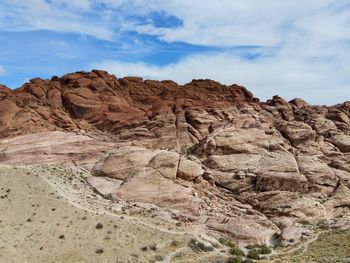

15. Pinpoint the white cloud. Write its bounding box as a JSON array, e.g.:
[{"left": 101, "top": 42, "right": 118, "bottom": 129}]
[
  {"left": 0, "top": 0, "right": 115, "bottom": 40},
  {"left": 1, "top": 0, "right": 347, "bottom": 45},
  {"left": 89, "top": 0, "right": 350, "bottom": 105},
  {"left": 127, "top": 0, "right": 345, "bottom": 46},
  {"left": 1, "top": 1, "right": 350, "bottom": 47},
  {"left": 0, "top": 66, "right": 6, "bottom": 75}
]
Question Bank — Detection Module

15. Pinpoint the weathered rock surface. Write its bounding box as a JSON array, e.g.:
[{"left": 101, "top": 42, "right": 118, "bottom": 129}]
[
  {"left": 1, "top": 70, "right": 350, "bottom": 245},
  {"left": 0, "top": 131, "right": 113, "bottom": 165}
]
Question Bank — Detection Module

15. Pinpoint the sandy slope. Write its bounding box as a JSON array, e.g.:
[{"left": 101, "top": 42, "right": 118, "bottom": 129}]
[{"left": 0, "top": 166, "right": 227, "bottom": 263}]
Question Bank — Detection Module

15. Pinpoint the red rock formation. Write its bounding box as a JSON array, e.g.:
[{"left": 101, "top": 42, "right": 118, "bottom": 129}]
[
  {"left": 1, "top": 70, "right": 350, "bottom": 245},
  {"left": 0, "top": 71, "right": 255, "bottom": 149}
]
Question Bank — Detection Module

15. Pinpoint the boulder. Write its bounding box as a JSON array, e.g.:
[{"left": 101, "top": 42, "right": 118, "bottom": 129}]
[
  {"left": 177, "top": 156, "right": 204, "bottom": 181},
  {"left": 115, "top": 167, "right": 202, "bottom": 215},
  {"left": 297, "top": 156, "right": 338, "bottom": 190},
  {"left": 280, "top": 121, "right": 316, "bottom": 146},
  {"left": 328, "top": 134, "right": 350, "bottom": 152}
]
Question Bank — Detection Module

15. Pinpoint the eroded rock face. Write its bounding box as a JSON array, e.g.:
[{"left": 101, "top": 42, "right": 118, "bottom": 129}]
[
  {"left": 91, "top": 146, "right": 205, "bottom": 214},
  {"left": 0, "top": 131, "right": 113, "bottom": 165},
  {"left": 1, "top": 70, "right": 350, "bottom": 245}
]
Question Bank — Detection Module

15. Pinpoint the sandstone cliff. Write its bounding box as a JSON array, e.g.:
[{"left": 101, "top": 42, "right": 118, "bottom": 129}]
[{"left": 1, "top": 70, "right": 350, "bottom": 245}]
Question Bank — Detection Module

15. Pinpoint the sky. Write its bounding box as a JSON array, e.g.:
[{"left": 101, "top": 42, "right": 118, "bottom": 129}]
[{"left": 0, "top": 1, "right": 350, "bottom": 105}]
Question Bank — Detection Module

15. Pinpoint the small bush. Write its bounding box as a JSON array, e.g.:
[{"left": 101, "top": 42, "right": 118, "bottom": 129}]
[
  {"left": 245, "top": 244, "right": 254, "bottom": 249},
  {"left": 95, "top": 223, "right": 103, "bottom": 229},
  {"left": 247, "top": 249, "right": 260, "bottom": 260},
  {"left": 273, "top": 240, "right": 283, "bottom": 248},
  {"left": 188, "top": 239, "right": 214, "bottom": 252},
  {"left": 95, "top": 248, "right": 104, "bottom": 254},
  {"left": 150, "top": 244, "right": 157, "bottom": 251},
  {"left": 219, "top": 238, "right": 236, "bottom": 248},
  {"left": 171, "top": 240, "right": 179, "bottom": 246},
  {"left": 227, "top": 256, "right": 243, "bottom": 263},
  {"left": 154, "top": 255, "right": 164, "bottom": 261},
  {"left": 140, "top": 246, "right": 147, "bottom": 251},
  {"left": 230, "top": 247, "right": 244, "bottom": 256},
  {"left": 258, "top": 244, "right": 272, "bottom": 254},
  {"left": 198, "top": 241, "right": 214, "bottom": 252}
]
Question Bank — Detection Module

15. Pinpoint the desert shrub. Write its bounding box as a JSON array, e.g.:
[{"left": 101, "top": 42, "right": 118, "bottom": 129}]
[
  {"left": 219, "top": 238, "right": 236, "bottom": 248},
  {"left": 245, "top": 244, "right": 255, "bottom": 249},
  {"left": 95, "top": 223, "right": 103, "bottom": 229},
  {"left": 258, "top": 244, "right": 272, "bottom": 254},
  {"left": 273, "top": 240, "right": 283, "bottom": 248},
  {"left": 247, "top": 249, "right": 260, "bottom": 260},
  {"left": 246, "top": 244, "right": 272, "bottom": 255},
  {"left": 198, "top": 241, "right": 214, "bottom": 252},
  {"left": 150, "top": 244, "right": 157, "bottom": 251},
  {"left": 171, "top": 240, "right": 180, "bottom": 246},
  {"left": 95, "top": 248, "right": 104, "bottom": 254},
  {"left": 230, "top": 247, "right": 245, "bottom": 256},
  {"left": 154, "top": 255, "right": 164, "bottom": 261},
  {"left": 188, "top": 239, "right": 214, "bottom": 252},
  {"left": 140, "top": 246, "right": 147, "bottom": 251},
  {"left": 227, "top": 256, "right": 243, "bottom": 263}
]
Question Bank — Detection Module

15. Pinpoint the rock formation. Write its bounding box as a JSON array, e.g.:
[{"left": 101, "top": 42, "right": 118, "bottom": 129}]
[{"left": 1, "top": 70, "right": 350, "bottom": 245}]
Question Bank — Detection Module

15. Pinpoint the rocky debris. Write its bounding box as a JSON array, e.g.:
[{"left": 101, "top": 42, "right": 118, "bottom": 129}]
[{"left": 1, "top": 70, "right": 350, "bottom": 245}]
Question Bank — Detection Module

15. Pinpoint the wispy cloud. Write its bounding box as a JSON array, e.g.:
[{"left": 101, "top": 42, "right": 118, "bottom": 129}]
[
  {"left": 128, "top": 0, "right": 347, "bottom": 46},
  {"left": 0, "top": 0, "right": 115, "bottom": 40},
  {"left": 0, "top": 65, "right": 6, "bottom": 75},
  {"left": 1, "top": 1, "right": 350, "bottom": 46}
]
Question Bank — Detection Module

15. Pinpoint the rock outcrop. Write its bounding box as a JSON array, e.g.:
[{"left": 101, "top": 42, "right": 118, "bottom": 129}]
[{"left": 1, "top": 70, "right": 350, "bottom": 245}]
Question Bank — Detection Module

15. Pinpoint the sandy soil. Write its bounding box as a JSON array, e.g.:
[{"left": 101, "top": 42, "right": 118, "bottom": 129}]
[{"left": 0, "top": 165, "right": 228, "bottom": 263}]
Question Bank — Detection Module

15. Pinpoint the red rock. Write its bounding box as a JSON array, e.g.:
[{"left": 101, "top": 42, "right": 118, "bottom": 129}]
[
  {"left": 289, "top": 98, "right": 309, "bottom": 107},
  {"left": 0, "top": 84, "right": 10, "bottom": 99},
  {"left": 1, "top": 70, "right": 350, "bottom": 245}
]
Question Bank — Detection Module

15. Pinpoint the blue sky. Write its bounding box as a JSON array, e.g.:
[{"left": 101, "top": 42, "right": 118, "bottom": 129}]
[{"left": 0, "top": 0, "right": 350, "bottom": 104}]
